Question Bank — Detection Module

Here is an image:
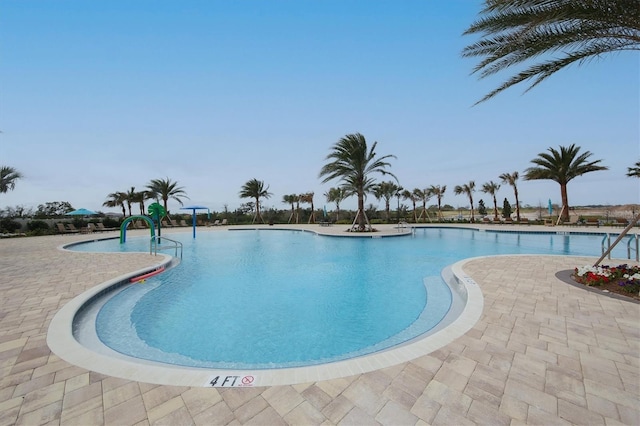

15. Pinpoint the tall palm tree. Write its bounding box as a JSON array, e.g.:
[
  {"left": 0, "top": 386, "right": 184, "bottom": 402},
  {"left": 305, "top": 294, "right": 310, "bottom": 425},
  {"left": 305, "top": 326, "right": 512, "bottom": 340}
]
[
  {"left": 402, "top": 189, "right": 419, "bottom": 223},
  {"left": 416, "top": 188, "right": 432, "bottom": 222},
  {"left": 499, "top": 172, "right": 521, "bottom": 222},
  {"left": 462, "top": 0, "right": 640, "bottom": 104},
  {"left": 319, "top": 133, "right": 396, "bottom": 231},
  {"left": 145, "top": 178, "right": 189, "bottom": 215},
  {"left": 481, "top": 181, "right": 501, "bottom": 221},
  {"left": 454, "top": 181, "right": 476, "bottom": 222},
  {"left": 0, "top": 166, "right": 22, "bottom": 194},
  {"left": 373, "top": 181, "right": 400, "bottom": 223},
  {"left": 524, "top": 144, "right": 608, "bottom": 221},
  {"left": 239, "top": 179, "right": 272, "bottom": 224},
  {"left": 103, "top": 191, "right": 127, "bottom": 217},
  {"left": 131, "top": 189, "right": 150, "bottom": 215},
  {"left": 627, "top": 160, "right": 640, "bottom": 178},
  {"left": 282, "top": 194, "right": 298, "bottom": 224},
  {"left": 427, "top": 185, "right": 447, "bottom": 221},
  {"left": 299, "top": 192, "right": 316, "bottom": 224},
  {"left": 124, "top": 187, "right": 137, "bottom": 217},
  {"left": 324, "top": 187, "right": 348, "bottom": 222}
]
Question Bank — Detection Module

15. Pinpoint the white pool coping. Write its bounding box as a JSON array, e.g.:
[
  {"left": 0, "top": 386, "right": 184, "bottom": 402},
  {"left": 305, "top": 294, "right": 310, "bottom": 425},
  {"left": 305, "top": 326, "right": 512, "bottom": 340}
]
[{"left": 47, "top": 250, "right": 483, "bottom": 387}]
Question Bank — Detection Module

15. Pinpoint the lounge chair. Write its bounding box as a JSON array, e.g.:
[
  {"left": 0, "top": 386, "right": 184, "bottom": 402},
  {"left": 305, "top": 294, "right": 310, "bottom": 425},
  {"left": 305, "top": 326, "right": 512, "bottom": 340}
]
[
  {"left": 221, "top": 218, "right": 228, "bottom": 226},
  {"left": 133, "top": 221, "right": 147, "bottom": 229},
  {"left": 613, "top": 218, "right": 629, "bottom": 227},
  {"left": 584, "top": 218, "right": 600, "bottom": 227},
  {"left": 502, "top": 217, "right": 514, "bottom": 225},
  {"left": 180, "top": 219, "right": 189, "bottom": 227},
  {"left": 66, "top": 224, "right": 82, "bottom": 233},
  {"left": 56, "top": 223, "right": 78, "bottom": 234},
  {"left": 563, "top": 217, "right": 581, "bottom": 227},
  {"left": 96, "top": 222, "right": 117, "bottom": 231},
  {"left": 518, "top": 218, "right": 530, "bottom": 225},
  {"left": 87, "top": 223, "right": 98, "bottom": 233},
  {"left": 212, "top": 219, "right": 221, "bottom": 226}
]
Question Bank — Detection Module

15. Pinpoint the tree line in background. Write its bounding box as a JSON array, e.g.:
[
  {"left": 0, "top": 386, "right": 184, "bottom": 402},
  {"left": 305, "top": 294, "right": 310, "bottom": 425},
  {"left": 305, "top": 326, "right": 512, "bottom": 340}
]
[{"left": 2, "top": 147, "right": 640, "bottom": 234}]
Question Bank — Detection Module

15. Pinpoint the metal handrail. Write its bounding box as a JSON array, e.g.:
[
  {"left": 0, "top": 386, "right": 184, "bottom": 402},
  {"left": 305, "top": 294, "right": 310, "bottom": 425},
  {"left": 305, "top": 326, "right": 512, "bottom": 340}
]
[
  {"left": 601, "top": 233, "right": 611, "bottom": 260},
  {"left": 150, "top": 235, "right": 183, "bottom": 258},
  {"left": 627, "top": 234, "right": 639, "bottom": 262}
]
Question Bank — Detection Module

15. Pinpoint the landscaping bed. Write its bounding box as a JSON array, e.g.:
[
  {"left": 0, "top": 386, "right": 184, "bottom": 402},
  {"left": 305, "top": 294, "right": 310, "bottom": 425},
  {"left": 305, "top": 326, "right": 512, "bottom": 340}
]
[{"left": 573, "top": 264, "right": 640, "bottom": 301}]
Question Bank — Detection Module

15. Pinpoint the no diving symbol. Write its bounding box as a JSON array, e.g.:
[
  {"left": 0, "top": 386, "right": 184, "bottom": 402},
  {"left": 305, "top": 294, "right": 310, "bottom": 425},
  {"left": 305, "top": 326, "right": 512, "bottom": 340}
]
[{"left": 241, "top": 375, "right": 255, "bottom": 386}]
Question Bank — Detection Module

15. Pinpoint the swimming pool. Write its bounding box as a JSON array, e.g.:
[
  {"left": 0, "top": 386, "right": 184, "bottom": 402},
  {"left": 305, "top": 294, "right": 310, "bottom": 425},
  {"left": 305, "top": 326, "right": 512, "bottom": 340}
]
[
  {"left": 48, "top": 228, "right": 623, "bottom": 386},
  {"left": 71, "top": 227, "right": 626, "bottom": 360}
]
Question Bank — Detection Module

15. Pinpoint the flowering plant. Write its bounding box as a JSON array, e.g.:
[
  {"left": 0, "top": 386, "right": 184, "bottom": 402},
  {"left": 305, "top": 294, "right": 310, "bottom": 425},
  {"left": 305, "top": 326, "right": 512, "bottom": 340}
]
[{"left": 574, "top": 264, "right": 640, "bottom": 295}]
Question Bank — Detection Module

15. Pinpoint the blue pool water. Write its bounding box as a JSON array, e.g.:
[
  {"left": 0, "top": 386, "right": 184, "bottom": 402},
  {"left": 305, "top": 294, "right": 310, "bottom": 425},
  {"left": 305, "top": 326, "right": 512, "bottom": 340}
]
[{"left": 69, "top": 227, "right": 629, "bottom": 369}]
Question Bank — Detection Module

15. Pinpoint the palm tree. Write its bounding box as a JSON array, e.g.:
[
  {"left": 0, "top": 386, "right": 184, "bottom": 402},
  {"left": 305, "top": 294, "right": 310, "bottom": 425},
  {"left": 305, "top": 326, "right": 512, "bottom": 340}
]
[
  {"left": 124, "top": 187, "right": 137, "bottom": 217},
  {"left": 524, "top": 144, "right": 608, "bottom": 222},
  {"left": 402, "top": 189, "right": 419, "bottom": 223},
  {"left": 373, "top": 181, "right": 400, "bottom": 223},
  {"left": 145, "top": 178, "right": 189, "bottom": 215},
  {"left": 427, "top": 185, "right": 447, "bottom": 221},
  {"left": 103, "top": 192, "right": 127, "bottom": 217},
  {"left": 131, "top": 189, "right": 150, "bottom": 215},
  {"left": 454, "top": 181, "right": 476, "bottom": 222},
  {"left": 324, "top": 187, "right": 348, "bottom": 222},
  {"left": 0, "top": 166, "right": 22, "bottom": 194},
  {"left": 462, "top": 0, "right": 640, "bottom": 104},
  {"left": 299, "top": 192, "right": 316, "bottom": 224},
  {"left": 239, "top": 179, "right": 272, "bottom": 224},
  {"left": 627, "top": 160, "right": 640, "bottom": 178},
  {"left": 499, "top": 172, "right": 521, "bottom": 222},
  {"left": 416, "top": 188, "right": 432, "bottom": 222},
  {"left": 319, "top": 133, "right": 396, "bottom": 231},
  {"left": 481, "top": 181, "right": 501, "bottom": 221},
  {"left": 282, "top": 194, "right": 298, "bottom": 224}
]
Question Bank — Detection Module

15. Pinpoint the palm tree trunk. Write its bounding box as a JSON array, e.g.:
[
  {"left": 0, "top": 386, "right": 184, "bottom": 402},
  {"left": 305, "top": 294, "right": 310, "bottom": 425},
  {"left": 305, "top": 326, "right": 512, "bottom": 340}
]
[
  {"left": 560, "top": 184, "right": 569, "bottom": 221},
  {"left": 255, "top": 198, "right": 262, "bottom": 224},
  {"left": 357, "top": 192, "right": 366, "bottom": 230},
  {"left": 412, "top": 201, "right": 417, "bottom": 223},
  {"left": 514, "top": 188, "right": 521, "bottom": 222},
  {"left": 492, "top": 195, "right": 499, "bottom": 220}
]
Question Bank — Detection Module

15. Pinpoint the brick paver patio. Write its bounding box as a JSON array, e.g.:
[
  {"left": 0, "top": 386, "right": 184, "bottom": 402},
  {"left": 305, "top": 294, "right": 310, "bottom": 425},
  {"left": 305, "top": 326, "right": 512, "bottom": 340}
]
[{"left": 1, "top": 225, "right": 638, "bottom": 425}]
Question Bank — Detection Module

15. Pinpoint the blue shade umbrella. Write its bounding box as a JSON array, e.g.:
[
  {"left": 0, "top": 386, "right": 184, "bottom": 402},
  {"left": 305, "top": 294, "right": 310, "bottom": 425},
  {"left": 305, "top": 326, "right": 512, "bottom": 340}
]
[
  {"left": 66, "top": 208, "right": 97, "bottom": 216},
  {"left": 548, "top": 199, "right": 553, "bottom": 215}
]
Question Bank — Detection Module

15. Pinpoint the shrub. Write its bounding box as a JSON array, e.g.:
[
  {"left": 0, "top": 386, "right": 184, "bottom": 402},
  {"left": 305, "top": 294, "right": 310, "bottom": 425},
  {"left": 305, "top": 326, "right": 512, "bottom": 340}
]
[
  {"left": 0, "top": 218, "right": 22, "bottom": 233},
  {"left": 102, "top": 217, "right": 121, "bottom": 228},
  {"left": 27, "top": 220, "right": 50, "bottom": 235}
]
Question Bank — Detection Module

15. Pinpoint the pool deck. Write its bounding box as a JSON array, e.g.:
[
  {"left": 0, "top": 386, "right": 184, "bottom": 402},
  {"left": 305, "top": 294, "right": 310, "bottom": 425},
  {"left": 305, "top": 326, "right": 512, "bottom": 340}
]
[{"left": 1, "top": 223, "right": 639, "bottom": 425}]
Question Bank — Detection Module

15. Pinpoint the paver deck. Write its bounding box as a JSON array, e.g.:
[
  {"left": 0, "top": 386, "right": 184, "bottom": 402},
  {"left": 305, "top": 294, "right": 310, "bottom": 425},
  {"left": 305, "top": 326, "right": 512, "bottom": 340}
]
[{"left": 1, "top": 224, "right": 638, "bottom": 425}]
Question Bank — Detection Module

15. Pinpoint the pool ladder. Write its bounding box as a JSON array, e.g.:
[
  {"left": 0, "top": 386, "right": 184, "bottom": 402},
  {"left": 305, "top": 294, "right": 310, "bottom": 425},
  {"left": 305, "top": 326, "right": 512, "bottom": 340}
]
[
  {"left": 150, "top": 235, "right": 183, "bottom": 258},
  {"left": 600, "top": 233, "right": 639, "bottom": 261}
]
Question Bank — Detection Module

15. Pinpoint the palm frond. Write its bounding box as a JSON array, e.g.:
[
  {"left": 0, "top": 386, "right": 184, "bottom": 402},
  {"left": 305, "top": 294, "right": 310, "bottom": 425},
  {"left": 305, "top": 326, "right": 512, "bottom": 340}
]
[{"left": 463, "top": 0, "right": 640, "bottom": 103}]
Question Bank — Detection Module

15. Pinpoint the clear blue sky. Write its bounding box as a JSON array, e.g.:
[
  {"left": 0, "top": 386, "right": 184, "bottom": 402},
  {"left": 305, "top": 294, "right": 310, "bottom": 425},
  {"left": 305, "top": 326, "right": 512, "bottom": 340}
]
[{"left": 1, "top": 0, "right": 638, "bottom": 215}]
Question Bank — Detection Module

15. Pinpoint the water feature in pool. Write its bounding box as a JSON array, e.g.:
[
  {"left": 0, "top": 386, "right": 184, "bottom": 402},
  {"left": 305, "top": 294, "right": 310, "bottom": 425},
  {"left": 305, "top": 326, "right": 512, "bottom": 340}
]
[{"left": 69, "top": 227, "right": 628, "bottom": 370}]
